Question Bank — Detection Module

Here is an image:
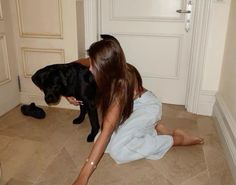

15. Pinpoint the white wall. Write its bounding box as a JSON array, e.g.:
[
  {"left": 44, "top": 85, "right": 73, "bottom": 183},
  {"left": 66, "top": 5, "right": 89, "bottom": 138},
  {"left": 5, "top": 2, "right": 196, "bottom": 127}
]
[
  {"left": 218, "top": 0, "right": 236, "bottom": 118},
  {"left": 213, "top": 0, "right": 236, "bottom": 182},
  {"left": 202, "top": 0, "right": 231, "bottom": 91}
]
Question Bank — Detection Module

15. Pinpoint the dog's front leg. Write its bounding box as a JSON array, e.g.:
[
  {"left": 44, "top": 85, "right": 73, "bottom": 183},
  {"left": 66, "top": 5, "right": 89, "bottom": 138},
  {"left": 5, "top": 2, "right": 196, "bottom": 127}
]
[
  {"left": 87, "top": 103, "right": 100, "bottom": 142},
  {"left": 73, "top": 104, "right": 87, "bottom": 124}
]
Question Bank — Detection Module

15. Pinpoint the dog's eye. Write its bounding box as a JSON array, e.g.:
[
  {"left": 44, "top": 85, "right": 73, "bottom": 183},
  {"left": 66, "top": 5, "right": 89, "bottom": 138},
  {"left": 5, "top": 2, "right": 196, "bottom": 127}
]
[{"left": 53, "top": 86, "right": 61, "bottom": 91}]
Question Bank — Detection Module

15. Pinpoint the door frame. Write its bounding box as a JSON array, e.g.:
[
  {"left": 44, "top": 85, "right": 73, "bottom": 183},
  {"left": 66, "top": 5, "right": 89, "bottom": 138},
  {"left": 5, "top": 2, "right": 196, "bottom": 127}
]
[{"left": 83, "top": 0, "right": 212, "bottom": 114}]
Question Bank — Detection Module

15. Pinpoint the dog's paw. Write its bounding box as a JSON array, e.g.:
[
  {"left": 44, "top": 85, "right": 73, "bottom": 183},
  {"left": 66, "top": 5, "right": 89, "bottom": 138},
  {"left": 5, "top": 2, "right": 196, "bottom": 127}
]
[
  {"left": 87, "top": 134, "right": 95, "bottom": 142},
  {"left": 73, "top": 117, "right": 84, "bottom": 124}
]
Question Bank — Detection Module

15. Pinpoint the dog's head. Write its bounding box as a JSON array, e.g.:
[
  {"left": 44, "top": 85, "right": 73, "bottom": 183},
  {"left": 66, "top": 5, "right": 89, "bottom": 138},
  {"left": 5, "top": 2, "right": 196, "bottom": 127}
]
[{"left": 32, "top": 65, "right": 67, "bottom": 104}]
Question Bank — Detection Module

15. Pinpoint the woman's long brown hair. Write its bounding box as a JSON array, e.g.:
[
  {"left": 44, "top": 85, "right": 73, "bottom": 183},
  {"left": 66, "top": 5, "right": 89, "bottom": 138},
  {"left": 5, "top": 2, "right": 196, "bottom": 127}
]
[{"left": 87, "top": 35, "right": 135, "bottom": 125}]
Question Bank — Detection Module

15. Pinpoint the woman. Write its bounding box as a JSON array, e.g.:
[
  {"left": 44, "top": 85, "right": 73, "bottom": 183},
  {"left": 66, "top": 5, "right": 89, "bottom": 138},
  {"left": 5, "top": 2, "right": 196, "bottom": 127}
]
[{"left": 69, "top": 35, "right": 203, "bottom": 185}]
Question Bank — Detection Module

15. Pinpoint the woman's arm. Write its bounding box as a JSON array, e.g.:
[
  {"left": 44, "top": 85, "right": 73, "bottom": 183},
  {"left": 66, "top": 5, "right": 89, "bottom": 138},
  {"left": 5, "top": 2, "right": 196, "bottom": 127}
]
[{"left": 72, "top": 101, "right": 121, "bottom": 185}]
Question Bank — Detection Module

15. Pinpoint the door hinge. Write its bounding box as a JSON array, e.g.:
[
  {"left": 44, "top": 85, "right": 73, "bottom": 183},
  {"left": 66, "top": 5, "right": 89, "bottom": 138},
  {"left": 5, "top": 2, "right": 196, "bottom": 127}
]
[{"left": 17, "top": 75, "right": 21, "bottom": 92}]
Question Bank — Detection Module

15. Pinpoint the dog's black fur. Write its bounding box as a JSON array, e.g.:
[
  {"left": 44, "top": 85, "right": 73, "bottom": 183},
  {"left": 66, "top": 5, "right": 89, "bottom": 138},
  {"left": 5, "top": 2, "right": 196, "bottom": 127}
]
[{"left": 32, "top": 62, "right": 99, "bottom": 142}]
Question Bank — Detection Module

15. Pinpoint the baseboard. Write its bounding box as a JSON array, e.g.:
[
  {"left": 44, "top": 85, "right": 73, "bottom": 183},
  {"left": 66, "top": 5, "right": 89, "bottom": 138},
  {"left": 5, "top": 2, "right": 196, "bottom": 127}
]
[
  {"left": 213, "top": 94, "right": 236, "bottom": 184},
  {"left": 20, "top": 92, "right": 80, "bottom": 110},
  {"left": 197, "top": 90, "right": 216, "bottom": 116}
]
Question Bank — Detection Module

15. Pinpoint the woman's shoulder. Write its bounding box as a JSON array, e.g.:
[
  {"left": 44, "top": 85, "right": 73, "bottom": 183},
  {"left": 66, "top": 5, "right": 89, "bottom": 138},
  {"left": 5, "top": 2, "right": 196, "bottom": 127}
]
[{"left": 77, "top": 57, "right": 90, "bottom": 67}]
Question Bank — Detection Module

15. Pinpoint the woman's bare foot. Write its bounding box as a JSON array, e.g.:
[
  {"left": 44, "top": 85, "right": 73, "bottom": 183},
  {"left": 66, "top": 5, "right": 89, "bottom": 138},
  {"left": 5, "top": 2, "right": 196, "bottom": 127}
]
[
  {"left": 155, "top": 123, "right": 173, "bottom": 135},
  {"left": 173, "top": 129, "right": 204, "bottom": 146}
]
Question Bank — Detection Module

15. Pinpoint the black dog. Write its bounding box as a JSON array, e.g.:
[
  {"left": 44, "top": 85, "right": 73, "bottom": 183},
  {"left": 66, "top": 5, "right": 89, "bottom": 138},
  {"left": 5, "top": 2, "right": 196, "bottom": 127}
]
[{"left": 32, "top": 62, "right": 99, "bottom": 142}]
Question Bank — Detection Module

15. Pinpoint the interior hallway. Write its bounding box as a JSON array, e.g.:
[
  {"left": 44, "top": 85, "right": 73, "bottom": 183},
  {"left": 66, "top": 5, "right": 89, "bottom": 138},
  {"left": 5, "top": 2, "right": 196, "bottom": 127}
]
[{"left": 0, "top": 104, "right": 234, "bottom": 185}]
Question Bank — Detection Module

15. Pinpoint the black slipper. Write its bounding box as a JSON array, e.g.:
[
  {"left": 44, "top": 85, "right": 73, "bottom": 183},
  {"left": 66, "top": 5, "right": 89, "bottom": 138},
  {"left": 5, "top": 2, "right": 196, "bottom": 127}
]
[{"left": 21, "top": 103, "right": 46, "bottom": 119}]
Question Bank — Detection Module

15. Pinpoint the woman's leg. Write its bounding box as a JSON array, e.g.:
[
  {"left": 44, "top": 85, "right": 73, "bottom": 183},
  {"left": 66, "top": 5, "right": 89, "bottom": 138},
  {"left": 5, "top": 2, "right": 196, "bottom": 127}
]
[{"left": 155, "top": 123, "right": 204, "bottom": 146}]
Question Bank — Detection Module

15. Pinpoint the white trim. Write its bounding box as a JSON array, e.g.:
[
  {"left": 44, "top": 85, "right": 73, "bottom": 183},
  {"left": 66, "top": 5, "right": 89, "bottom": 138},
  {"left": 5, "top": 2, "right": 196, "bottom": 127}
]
[
  {"left": 197, "top": 90, "right": 216, "bottom": 116},
  {"left": 0, "top": 0, "right": 3, "bottom": 20},
  {"left": 0, "top": 34, "right": 11, "bottom": 85},
  {"left": 213, "top": 94, "right": 236, "bottom": 184},
  {"left": 185, "top": 0, "right": 212, "bottom": 114},
  {"left": 84, "top": 0, "right": 98, "bottom": 50},
  {"left": 86, "top": 0, "right": 213, "bottom": 115}
]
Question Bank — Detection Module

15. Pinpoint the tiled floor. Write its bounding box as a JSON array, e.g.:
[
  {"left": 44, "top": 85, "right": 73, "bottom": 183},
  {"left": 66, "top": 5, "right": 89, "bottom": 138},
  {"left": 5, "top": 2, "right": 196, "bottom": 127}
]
[{"left": 0, "top": 104, "right": 234, "bottom": 185}]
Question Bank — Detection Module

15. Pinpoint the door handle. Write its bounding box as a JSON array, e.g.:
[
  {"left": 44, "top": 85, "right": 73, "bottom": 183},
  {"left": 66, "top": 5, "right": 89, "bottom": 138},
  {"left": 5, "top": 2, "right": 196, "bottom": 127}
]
[
  {"left": 176, "top": 0, "right": 192, "bottom": 32},
  {"left": 176, "top": 10, "right": 191, "bottom": 14}
]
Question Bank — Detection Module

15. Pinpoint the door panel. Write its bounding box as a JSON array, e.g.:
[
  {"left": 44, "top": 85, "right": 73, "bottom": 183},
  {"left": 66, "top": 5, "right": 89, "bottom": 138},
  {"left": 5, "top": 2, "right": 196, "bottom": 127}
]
[
  {"left": 0, "top": 0, "right": 20, "bottom": 116},
  {"left": 111, "top": 0, "right": 184, "bottom": 19},
  {"left": 21, "top": 48, "right": 65, "bottom": 78},
  {"left": 117, "top": 34, "right": 182, "bottom": 78},
  {"left": 10, "top": 0, "right": 78, "bottom": 108},
  {"left": 99, "top": 0, "right": 194, "bottom": 104},
  {"left": 0, "top": 35, "right": 11, "bottom": 84},
  {"left": 16, "top": 0, "right": 63, "bottom": 38}
]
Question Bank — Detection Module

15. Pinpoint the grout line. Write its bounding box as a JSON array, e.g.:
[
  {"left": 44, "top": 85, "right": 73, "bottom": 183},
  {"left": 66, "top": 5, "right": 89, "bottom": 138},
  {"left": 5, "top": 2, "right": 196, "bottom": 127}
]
[
  {"left": 201, "top": 137, "right": 213, "bottom": 185},
  {"left": 32, "top": 129, "right": 78, "bottom": 185},
  {"left": 179, "top": 170, "right": 208, "bottom": 185}
]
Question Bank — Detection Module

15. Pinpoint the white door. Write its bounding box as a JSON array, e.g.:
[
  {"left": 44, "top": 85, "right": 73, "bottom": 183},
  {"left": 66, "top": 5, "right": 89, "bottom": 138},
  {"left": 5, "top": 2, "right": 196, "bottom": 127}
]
[
  {"left": 0, "top": 0, "right": 20, "bottom": 116},
  {"left": 99, "top": 0, "right": 194, "bottom": 105},
  {"left": 9, "top": 0, "right": 78, "bottom": 108}
]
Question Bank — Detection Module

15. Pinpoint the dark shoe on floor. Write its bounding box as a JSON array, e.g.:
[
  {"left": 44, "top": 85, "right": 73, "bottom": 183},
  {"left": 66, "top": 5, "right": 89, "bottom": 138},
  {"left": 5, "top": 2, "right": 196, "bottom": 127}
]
[{"left": 21, "top": 103, "right": 46, "bottom": 119}]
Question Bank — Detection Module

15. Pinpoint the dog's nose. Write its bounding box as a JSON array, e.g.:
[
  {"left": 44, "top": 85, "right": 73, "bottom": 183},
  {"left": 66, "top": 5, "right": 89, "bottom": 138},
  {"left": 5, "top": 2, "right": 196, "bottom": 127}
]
[{"left": 45, "top": 94, "right": 56, "bottom": 104}]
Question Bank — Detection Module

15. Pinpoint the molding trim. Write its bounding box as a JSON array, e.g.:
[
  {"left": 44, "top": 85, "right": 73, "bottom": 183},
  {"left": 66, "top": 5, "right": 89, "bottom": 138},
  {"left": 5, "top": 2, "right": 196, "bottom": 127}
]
[
  {"left": 197, "top": 90, "right": 216, "bottom": 116},
  {"left": 0, "top": 34, "right": 11, "bottom": 86},
  {"left": 16, "top": 0, "right": 63, "bottom": 39},
  {"left": 0, "top": 0, "right": 3, "bottom": 21},
  {"left": 84, "top": 0, "right": 98, "bottom": 50},
  {"left": 112, "top": 32, "right": 183, "bottom": 79},
  {"left": 185, "top": 0, "right": 212, "bottom": 114},
  {"left": 21, "top": 47, "right": 65, "bottom": 78},
  {"left": 109, "top": 0, "right": 185, "bottom": 22},
  {"left": 213, "top": 94, "right": 236, "bottom": 184}
]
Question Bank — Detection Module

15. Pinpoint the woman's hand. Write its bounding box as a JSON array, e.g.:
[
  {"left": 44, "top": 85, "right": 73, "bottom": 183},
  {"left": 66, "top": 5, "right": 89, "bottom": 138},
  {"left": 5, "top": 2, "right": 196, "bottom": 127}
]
[{"left": 65, "top": 96, "right": 83, "bottom": 106}]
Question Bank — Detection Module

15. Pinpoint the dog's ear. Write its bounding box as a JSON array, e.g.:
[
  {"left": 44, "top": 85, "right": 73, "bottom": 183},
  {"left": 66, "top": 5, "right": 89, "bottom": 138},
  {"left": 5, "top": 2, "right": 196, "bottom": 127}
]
[
  {"left": 59, "top": 71, "right": 67, "bottom": 87},
  {"left": 32, "top": 70, "right": 44, "bottom": 89}
]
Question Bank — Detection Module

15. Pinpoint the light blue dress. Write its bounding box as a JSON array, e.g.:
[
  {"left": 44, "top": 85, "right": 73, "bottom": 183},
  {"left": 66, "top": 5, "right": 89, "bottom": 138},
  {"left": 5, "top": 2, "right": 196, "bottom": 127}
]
[{"left": 97, "top": 91, "right": 173, "bottom": 164}]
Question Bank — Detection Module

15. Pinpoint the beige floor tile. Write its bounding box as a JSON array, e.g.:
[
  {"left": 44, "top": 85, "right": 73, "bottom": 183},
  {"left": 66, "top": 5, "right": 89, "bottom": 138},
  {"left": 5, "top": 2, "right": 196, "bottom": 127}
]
[
  {"left": 5, "top": 178, "right": 33, "bottom": 185},
  {"left": 181, "top": 170, "right": 211, "bottom": 185},
  {"left": 146, "top": 145, "right": 206, "bottom": 185},
  {"left": 64, "top": 128, "right": 94, "bottom": 168},
  {"left": 0, "top": 105, "right": 234, "bottom": 185},
  {"left": 13, "top": 142, "right": 61, "bottom": 182},
  {"left": 0, "top": 136, "right": 41, "bottom": 182},
  {"left": 209, "top": 167, "right": 235, "bottom": 185},
  {"left": 34, "top": 148, "right": 78, "bottom": 185},
  {"left": 162, "top": 104, "right": 197, "bottom": 121}
]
